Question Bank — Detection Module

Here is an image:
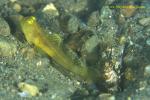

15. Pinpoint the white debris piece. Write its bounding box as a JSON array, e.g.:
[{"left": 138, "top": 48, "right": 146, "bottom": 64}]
[{"left": 42, "top": 3, "right": 59, "bottom": 17}]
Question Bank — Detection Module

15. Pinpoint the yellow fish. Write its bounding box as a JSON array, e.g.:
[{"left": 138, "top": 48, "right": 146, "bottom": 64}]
[{"left": 20, "top": 16, "right": 100, "bottom": 83}]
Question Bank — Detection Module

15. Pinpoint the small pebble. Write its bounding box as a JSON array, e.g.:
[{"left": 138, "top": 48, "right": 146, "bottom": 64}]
[
  {"left": 0, "top": 36, "right": 17, "bottom": 57},
  {"left": 18, "top": 82, "right": 40, "bottom": 96},
  {"left": 144, "top": 64, "right": 150, "bottom": 77},
  {"left": 67, "top": 16, "right": 79, "bottom": 33},
  {"left": 139, "top": 17, "right": 150, "bottom": 26},
  {"left": 0, "top": 17, "right": 11, "bottom": 36},
  {"left": 82, "top": 35, "right": 99, "bottom": 53},
  {"left": 13, "top": 3, "right": 22, "bottom": 12},
  {"left": 21, "top": 47, "right": 35, "bottom": 59},
  {"left": 98, "top": 93, "right": 115, "bottom": 100},
  {"left": 146, "top": 38, "right": 150, "bottom": 46},
  {"left": 87, "top": 11, "right": 100, "bottom": 28},
  {"left": 42, "top": 3, "right": 59, "bottom": 17}
]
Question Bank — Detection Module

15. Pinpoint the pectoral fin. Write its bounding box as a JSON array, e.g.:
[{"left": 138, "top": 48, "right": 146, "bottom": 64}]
[{"left": 47, "top": 33, "right": 63, "bottom": 46}]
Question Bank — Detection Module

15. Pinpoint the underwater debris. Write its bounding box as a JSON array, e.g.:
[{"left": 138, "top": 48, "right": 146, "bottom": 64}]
[
  {"left": 42, "top": 3, "right": 59, "bottom": 17},
  {"left": 18, "top": 82, "right": 40, "bottom": 97}
]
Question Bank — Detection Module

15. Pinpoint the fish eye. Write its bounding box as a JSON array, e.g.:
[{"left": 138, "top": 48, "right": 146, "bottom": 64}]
[
  {"left": 27, "top": 16, "right": 36, "bottom": 24},
  {"left": 31, "top": 16, "right": 36, "bottom": 21}
]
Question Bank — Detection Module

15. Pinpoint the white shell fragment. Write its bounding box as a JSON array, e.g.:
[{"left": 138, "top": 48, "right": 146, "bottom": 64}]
[
  {"left": 42, "top": 3, "right": 59, "bottom": 17},
  {"left": 18, "top": 82, "right": 40, "bottom": 97}
]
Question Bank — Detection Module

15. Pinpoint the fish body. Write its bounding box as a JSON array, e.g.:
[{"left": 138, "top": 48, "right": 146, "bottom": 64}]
[{"left": 20, "top": 16, "right": 100, "bottom": 83}]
